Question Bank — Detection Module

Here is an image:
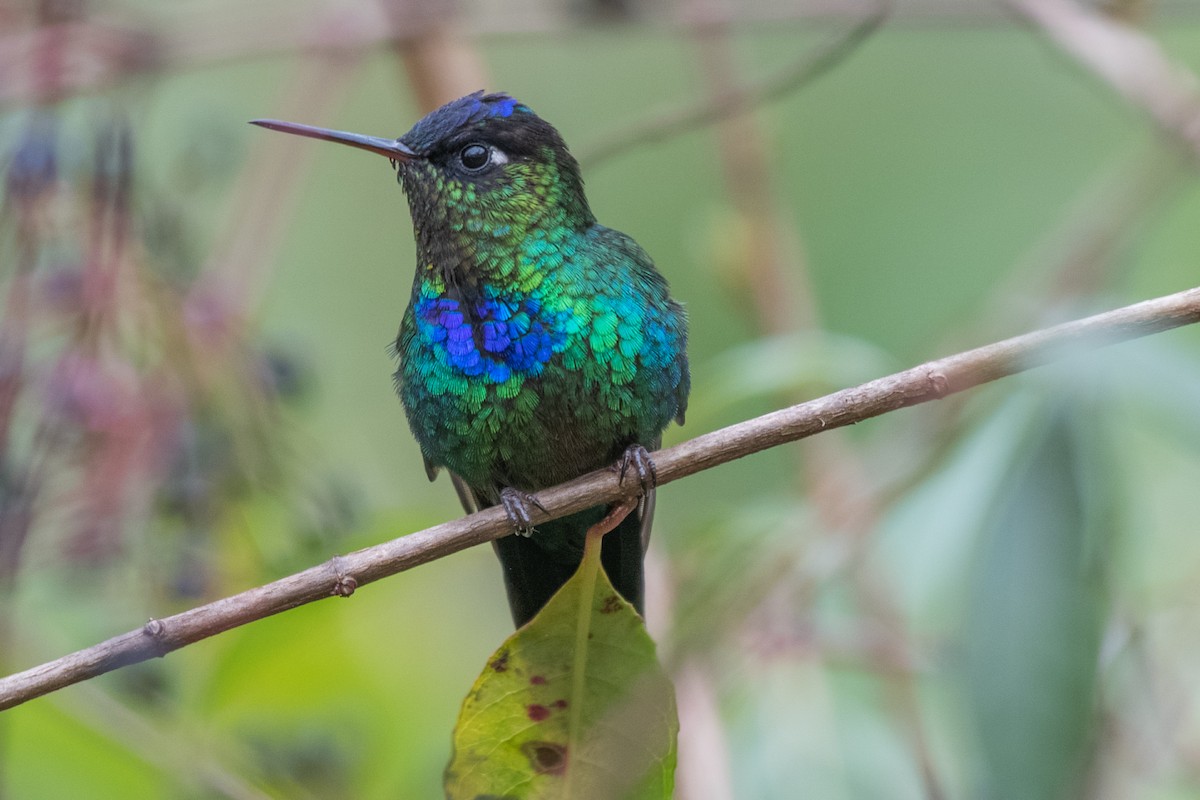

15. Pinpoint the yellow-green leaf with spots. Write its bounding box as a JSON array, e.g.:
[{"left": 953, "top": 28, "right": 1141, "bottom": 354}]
[{"left": 444, "top": 509, "right": 676, "bottom": 799}]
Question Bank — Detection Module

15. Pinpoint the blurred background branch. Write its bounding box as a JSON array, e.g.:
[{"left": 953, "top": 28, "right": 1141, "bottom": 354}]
[
  {"left": 578, "top": 0, "right": 888, "bottom": 166},
  {"left": 1007, "top": 0, "right": 1200, "bottom": 157}
]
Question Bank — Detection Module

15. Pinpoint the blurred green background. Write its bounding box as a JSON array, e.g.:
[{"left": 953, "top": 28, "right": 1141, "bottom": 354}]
[{"left": 4, "top": 0, "right": 1200, "bottom": 797}]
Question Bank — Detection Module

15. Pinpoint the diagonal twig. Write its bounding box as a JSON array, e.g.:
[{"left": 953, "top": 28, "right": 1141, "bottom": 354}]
[
  {"left": 577, "top": 0, "right": 890, "bottom": 166},
  {"left": 1005, "top": 0, "right": 1200, "bottom": 157},
  {"left": 1, "top": 284, "right": 1199, "bottom": 711}
]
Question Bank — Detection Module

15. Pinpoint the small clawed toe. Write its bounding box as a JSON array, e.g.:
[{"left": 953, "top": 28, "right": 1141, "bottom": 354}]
[
  {"left": 615, "top": 444, "right": 658, "bottom": 496},
  {"left": 500, "top": 487, "right": 546, "bottom": 536}
]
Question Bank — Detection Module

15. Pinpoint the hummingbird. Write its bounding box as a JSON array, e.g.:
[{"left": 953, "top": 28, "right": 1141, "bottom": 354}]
[{"left": 252, "top": 92, "right": 689, "bottom": 627}]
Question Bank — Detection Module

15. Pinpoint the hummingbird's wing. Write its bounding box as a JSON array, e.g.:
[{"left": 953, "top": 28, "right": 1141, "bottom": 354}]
[
  {"left": 448, "top": 471, "right": 481, "bottom": 514},
  {"left": 637, "top": 483, "right": 656, "bottom": 552},
  {"left": 629, "top": 436, "right": 661, "bottom": 553},
  {"left": 422, "top": 456, "right": 440, "bottom": 483}
]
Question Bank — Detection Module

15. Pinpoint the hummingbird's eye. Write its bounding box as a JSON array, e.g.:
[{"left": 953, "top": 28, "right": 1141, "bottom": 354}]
[{"left": 459, "top": 144, "right": 490, "bottom": 171}]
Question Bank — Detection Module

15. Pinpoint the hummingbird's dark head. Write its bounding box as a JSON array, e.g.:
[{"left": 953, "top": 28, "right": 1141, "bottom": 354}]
[
  {"left": 394, "top": 91, "right": 594, "bottom": 237},
  {"left": 252, "top": 92, "right": 595, "bottom": 250}
]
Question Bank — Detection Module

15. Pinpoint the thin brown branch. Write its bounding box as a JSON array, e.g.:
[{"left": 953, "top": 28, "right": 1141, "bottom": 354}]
[
  {"left": 3, "top": 1, "right": 1031, "bottom": 113},
  {"left": 7, "top": 1, "right": 1200, "bottom": 110},
  {"left": 2, "top": 285, "right": 1200, "bottom": 711}
]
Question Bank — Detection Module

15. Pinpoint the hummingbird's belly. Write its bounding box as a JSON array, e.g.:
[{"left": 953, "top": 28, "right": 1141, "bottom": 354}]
[
  {"left": 396, "top": 286, "right": 680, "bottom": 491},
  {"left": 400, "top": 351, "right": 635, "bottom": 490}
]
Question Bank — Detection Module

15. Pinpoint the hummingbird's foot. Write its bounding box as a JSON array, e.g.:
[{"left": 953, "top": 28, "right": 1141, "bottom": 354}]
[
  {"left": 615, "top": 444, "right": 658, "bottom": 496},
  {"left": 500, "top": 487, "right": 546, "bottom": 537}
]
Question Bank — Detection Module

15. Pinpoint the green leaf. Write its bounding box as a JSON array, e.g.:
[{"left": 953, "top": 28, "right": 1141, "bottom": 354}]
[
  {"left": 444, "top": 524, "right": 677, "bottom": 799},
  {"left": 962, "top": 402, "right": 1109, "bottom": 800}
]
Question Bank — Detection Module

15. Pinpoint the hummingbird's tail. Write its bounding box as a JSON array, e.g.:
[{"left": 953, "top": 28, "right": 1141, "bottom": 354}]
[{"left": 492, "top": 500, "right": 649, "bottom": 628}]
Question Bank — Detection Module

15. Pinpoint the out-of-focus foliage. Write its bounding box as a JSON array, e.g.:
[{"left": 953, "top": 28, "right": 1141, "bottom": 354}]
[
  {"left": 3, "top": 1, "right": 1200, "bottom": 798},
  {"left": 962, "top": 395, "right": 1109, "bottom": 800}
]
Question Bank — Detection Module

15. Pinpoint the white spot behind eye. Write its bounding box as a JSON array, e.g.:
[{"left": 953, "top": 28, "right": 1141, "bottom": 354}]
[{"left": 490, "top": 148, "right": 509, "bottom": 166}]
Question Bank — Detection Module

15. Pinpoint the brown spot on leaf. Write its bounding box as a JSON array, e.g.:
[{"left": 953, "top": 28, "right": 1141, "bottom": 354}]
[
  {"left": 530, "top": 674, "right": 547, "bottom": 685},
  {"left": 552, "top": 699, "right": 568, "bottom": 710},
  {"left": 489, "top": 650, "right": 509, "bottom": 672},
  {"left": 600, "top": 594, "right": 622, "bottom": 614},
  {"left": 522, "top": 741, "right": 567, "bottom": 775},
  {"left": 527, "top": 703, "right": 550, "bottom": 721}
]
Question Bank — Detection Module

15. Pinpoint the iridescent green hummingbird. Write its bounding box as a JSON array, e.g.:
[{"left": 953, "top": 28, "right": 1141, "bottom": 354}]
[{"left": 253, "top": 91, "right": 689, "bottom": 626}]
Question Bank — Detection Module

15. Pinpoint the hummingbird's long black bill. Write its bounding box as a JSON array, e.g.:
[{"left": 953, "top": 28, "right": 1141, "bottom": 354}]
[{"left": 249, "top": 119, "right": 418, "bottom": 161}]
